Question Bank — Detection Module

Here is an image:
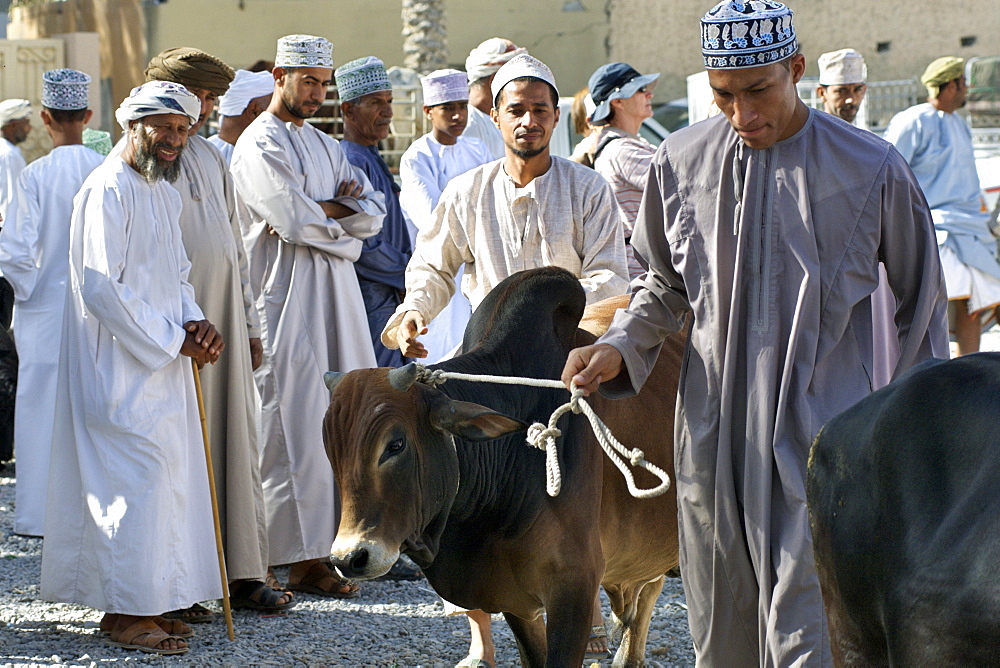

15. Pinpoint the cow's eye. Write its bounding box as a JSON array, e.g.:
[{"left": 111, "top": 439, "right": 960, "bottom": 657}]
[{"left": 380, "top": 437, "right": 406, "bottom": 464}]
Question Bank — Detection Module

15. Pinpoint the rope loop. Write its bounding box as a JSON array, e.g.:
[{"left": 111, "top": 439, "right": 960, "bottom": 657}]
[
  {"left": 406, "top": 362, "right": 670, "bottom": 499},
  {"left": 526, "top": 422, "right": 561, "bottom": 449}
]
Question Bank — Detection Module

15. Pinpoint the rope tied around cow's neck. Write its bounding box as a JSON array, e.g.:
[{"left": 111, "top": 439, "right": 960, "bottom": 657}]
[{"left": 412, "top": 363, "right": 670, "bottom": 499}]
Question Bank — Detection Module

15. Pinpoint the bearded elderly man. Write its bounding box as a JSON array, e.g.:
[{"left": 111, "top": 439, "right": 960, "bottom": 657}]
[
  {"left": 139, "top": 47, "right": 294, "bottom": 618},
  {"left": 384, "top": 54, "right": 628, "bottom": 361},
  {"left": 564, "top": 2, "right": 948, "bottom": 665},
  {"left": 884, "top": 56, "right": 1000, "bottom": 357},
  {"left": 337, "top": 56, "right": 412, "bottom": 368},
  {"left": 231, "top": 34, "right": 385, "bottom": 599},
  {"left": 41, "top": 81, "right": 224, "bottom": 656}
]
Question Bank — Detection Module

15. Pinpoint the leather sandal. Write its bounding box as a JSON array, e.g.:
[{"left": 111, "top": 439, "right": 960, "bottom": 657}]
[
  {"left": 100, "top": 613, "right": 193, "bottom": 638},
  {"left": 287, "top": 560, "right": 360, "bottom": 599},
  {"left": 107, "top": 617, "right": 188, "bottom": 655},
  {"left": 162, "top": 602, "right": 215, "bottom": 624},
  {"left": 230, "top": 579, "right": 297, "bottom": 611}
]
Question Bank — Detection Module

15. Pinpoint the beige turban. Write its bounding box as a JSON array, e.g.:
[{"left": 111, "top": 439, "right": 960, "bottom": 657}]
[
  {"left": 145, "top": 47, "right": 235, "bottom": 97},
  {"left": 921, "top": 57, "right": 964, "bottom": 97},
  {"left": 0, "top": 99, "right": 31, "bottom": 127}
]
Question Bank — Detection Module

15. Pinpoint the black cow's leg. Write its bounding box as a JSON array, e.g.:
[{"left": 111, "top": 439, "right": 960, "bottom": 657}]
[
  {"left": 542, "top": 588, "right": 597, "bottom": 667},
  {"left": 503, "top": 612, "right": 546, "bottom": 667},
  {"left": 614, "top": 575, "right": 665, "bottom": 667}
]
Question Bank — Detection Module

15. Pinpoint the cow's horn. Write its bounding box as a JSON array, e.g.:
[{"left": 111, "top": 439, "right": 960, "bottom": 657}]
[
  {"left": 387, "top": 362, "right": 420, "bottom": 392},
  {"left": 324, "top": 371, "right": 347, "bottom": 393}
]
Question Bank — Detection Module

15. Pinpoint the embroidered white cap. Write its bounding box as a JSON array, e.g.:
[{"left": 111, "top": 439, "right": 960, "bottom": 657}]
[
  {"left": 275, "top": 34, "right": 334, "bottom": 69},
  {"left": 818, "top": 49, "right": 866, "bottom": 86},
  {"left": 421, "top": 69, "right": 469, "bottom": 106},
  {"left": 490, "top": 54, "right": 559, "bottom": 106}
]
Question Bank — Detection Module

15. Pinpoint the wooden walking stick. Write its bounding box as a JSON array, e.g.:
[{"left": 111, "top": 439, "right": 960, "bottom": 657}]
[{"left": 192, "top": 360, "right": 235, "bottom": 641}]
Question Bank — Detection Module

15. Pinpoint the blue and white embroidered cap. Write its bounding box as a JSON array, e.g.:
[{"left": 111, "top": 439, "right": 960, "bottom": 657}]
[
  {"left": 335, "top": 56, "right": 391, "bottom": 102},
  {"left": 42, "top": 68, "right": 91, "bottom": 110},
  {"left": 701, "top": 0, "right": 797, "bottom": 70},
  {"left": 275, "top": 34, "right": 334, "bottom": 69}
]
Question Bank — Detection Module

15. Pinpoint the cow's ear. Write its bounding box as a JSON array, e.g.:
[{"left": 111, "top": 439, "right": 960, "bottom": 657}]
[{"left": 430, "top": 398, "right": 528, "bottom": 442}]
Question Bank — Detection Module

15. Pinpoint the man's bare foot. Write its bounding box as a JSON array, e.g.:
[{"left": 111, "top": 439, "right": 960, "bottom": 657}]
[
  {"left": 287, "top": 558, "right": 360, "bottom": 598},
  {"left": 107, "top": 614, "right": 188, "bottom": 655}
]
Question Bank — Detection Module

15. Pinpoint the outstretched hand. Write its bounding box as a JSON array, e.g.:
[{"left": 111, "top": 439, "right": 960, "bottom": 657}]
[
  {"left": 561, "top": 343, "right": 623, "bottom": 396},
  {"left": 181, "top": 320, "right": 225, "bottom": 368},
  {"left": 396, "top": 310, "right": 428, "bottom": 359}
]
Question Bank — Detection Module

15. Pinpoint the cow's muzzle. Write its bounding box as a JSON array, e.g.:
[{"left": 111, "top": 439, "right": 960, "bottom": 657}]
[{"left": 330, "top": 538, "right": 398, "bottom": 580}]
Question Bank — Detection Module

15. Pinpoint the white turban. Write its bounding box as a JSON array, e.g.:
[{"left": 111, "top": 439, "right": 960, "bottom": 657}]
[
  {"left": 0, "top": 99, "right": 32, "bottom": 126},
  {"left": 218, "top": 69, "right": 274, "bottom": 117},
  {"left": 115, "top": 80, "right": 201, "bottom": 130},
  {"left": 465, "top": 38, "right": 528, "bottom": 84}
]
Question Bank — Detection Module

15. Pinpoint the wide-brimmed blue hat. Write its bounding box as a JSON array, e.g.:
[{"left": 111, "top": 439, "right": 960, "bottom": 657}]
[{"left": 587, "top": 62, "right": 659, "bottom": 125}]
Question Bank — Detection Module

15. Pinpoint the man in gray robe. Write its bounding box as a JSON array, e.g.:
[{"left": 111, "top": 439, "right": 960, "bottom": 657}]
[
  {"left": 142, "top": 48, "right": 292, "bottom": 615},
  {"left": 563, "top": 2, "right": 948, "bottom": 665}
]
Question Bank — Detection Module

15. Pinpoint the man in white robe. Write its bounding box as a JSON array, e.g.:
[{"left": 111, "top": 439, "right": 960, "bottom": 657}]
[
  {"left": 884, "top": 56, "right": 1000, "bottom": 356},
  {"left": 41, "top": 81, "right": 224, "bottom": 656},
  {"left": 231, "top": 34, "right": 385, "bottom": 597},
  {"left": 0, "top": 99, "right": 32, "bottom": 334},
  {"left": 0, "top": 98, "right": 31, "bottom": 224},
  {"left": 385, "top": 55, "right": 628, "bottom": 666},
  {"left": 384, "top": 54, "right": 628, "bottom": 360},
  {"left": 208, "top": 69, "right": 273, "bottom": 165},
  {"left": 142, "top": 47, "right": 292, "bottom": 615},
  {"left": 0, "top": 69, "right": 103, "bottom": 538},
  {"left": 564, "top": 2, "right": 948, "bottom": 665},
  {"left": 399, "top": 68, "right": 493, "bottom": 362},
  {"left": 462, "top": 38, "right": 527, "bottom": 160}
]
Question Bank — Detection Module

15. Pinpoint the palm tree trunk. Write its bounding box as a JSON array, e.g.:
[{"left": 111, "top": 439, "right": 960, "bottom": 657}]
[{"left": 401, "top": 0, "right": 447, "bottom": 74}]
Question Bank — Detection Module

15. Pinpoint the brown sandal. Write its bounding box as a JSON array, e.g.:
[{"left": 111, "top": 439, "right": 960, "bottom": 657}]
[
  {"left": 100, "top": 613, "right": 193, "bottom": 638},
  {"left": 287, "top": 560, "right": 360, "bottom": 599},
  {"left": 107, "top": 617, "right": 188, "bottom": 655}
]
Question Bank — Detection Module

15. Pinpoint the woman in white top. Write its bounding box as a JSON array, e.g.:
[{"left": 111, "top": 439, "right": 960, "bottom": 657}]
[{"left": 399, "top": 69, "right": 493, "bottom": 363}]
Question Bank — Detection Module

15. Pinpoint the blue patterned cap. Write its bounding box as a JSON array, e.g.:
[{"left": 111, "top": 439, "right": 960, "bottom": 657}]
[
  {"left": 335, "top": 56, "right": 390, "bottom": 102},
  {"left": 42, "top": 68, "right": 91, "bottom": 110},
  {"left": 701, "top": 1, "right": 797, "bottom": 70}
]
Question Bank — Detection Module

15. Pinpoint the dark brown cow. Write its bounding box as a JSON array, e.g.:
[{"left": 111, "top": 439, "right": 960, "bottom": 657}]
[
  {"left": 323, "top": 267, "right": 683, "bottom": 666},
  {"left": 808, "top": 353, "right": 1000, "bottom": 665}
]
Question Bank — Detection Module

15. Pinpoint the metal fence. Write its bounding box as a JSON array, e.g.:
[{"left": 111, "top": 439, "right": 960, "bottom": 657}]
[
  {"left": 306, "top": 83, "right": 429, "bottom": 173},
  {"left": 207, "top": 82, "right": 430, "bottom": 173},
  {"left": 796, "top": 77, "right": 923, "bottom": 134}
]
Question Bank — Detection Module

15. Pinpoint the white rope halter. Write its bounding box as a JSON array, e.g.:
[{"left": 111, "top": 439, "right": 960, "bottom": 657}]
[{"left": 413, "top": 364, "right": 671, "bottom": 499}]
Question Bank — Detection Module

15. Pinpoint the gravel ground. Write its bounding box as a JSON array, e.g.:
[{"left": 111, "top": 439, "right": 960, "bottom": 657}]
[{"left": 0, "top": 473, "right": 695, "bottom": 666}]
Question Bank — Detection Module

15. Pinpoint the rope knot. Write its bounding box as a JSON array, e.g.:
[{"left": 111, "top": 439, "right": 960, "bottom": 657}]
[
  {"left": 629, "top": 448, "right": 645, "bottom": 466},
  {"left": 526, "top": 422, "right": 561, "bottom": 449},
  {"left": 414, "top": 364, "right": 447, "bottom": 387},
  {"left": 568, "top": 386, "right": 586, "bottom": 414}
]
